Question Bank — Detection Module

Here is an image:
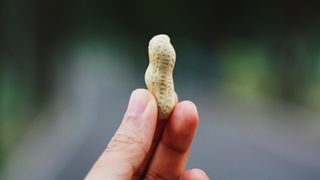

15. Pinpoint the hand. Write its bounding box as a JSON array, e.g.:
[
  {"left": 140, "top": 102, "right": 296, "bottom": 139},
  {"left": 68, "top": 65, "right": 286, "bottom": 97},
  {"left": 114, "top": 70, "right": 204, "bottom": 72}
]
[{"left": 85, "top": 89, "right": 209, "bottom": 180}]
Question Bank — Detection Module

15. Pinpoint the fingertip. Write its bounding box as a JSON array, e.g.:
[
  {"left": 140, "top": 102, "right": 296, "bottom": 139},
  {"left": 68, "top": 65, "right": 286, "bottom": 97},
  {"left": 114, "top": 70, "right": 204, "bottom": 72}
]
[
  {"left": 130, "top": 88, "right": 157, "bottom": 114},
  {"left": 121, "top": 88, "right": 158, "bottom": 142},
  {"left": 132, "top": 88, "right": 157, "bottom": 105},
  {"left": 179, "top": 100, "right": 199, "bottom": 124},
  {"left": 182, "top": 168, "right": 209, "bottom": 180},
  {"left": 172, "top": 100, "right": 199, "bottom": 133},
  {"left": 162, "top": 100, "right": 199, "bottom": 153}
]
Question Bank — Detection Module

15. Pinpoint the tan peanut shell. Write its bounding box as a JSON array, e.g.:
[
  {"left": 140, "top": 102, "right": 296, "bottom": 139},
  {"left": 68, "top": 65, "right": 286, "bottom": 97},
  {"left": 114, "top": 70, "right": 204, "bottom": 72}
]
[{"left": 145, "top": 34, "right": 176, "bottom": 120}]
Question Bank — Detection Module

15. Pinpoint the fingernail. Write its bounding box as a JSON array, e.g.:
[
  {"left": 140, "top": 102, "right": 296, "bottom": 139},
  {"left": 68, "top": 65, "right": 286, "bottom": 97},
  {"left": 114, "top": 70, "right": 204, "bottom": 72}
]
[
  {"left": 191, "top": 169, "right": 209, "bottom": 179},
  {"left": 127, "top": 89, "right": 149, "bottom": 116}
]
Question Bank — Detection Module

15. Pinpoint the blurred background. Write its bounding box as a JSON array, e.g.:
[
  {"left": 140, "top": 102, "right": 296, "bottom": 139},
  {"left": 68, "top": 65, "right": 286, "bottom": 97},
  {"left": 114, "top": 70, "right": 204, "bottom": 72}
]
[{"left": 1, "top": 0, "right": 320, "bottom": 179}]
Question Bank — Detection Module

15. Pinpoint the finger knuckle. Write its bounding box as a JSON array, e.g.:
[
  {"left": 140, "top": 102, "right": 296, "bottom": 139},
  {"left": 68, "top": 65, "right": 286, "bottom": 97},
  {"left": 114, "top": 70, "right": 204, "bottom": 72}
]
[{"left": 106, "top": 132, "right": 145, "bottom": 154}]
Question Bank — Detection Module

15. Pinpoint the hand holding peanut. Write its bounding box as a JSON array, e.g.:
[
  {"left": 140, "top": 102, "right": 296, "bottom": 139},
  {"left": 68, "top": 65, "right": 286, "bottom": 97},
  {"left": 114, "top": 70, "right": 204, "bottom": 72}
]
[{"left": 85, "top": 35, "right": 209, "bottom": 180}]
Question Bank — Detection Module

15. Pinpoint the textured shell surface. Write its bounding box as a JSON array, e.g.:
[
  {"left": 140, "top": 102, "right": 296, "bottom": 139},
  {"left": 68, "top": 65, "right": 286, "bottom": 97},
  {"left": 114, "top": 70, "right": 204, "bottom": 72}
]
[{"left": 145, "top": 34, "right": 176, "bottom": 120}]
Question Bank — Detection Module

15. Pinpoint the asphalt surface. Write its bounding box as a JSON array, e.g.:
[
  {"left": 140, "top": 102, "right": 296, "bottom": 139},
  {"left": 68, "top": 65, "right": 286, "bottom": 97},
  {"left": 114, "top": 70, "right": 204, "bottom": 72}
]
[{"left": 1, "top": 59, "right": 320, "bottom": 180}]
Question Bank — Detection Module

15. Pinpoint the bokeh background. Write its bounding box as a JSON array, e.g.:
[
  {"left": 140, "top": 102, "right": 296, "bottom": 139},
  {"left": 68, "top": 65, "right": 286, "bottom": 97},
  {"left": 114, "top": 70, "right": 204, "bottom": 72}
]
[{"left": 1, "top": 0, "right": 320, "bottom": 179}]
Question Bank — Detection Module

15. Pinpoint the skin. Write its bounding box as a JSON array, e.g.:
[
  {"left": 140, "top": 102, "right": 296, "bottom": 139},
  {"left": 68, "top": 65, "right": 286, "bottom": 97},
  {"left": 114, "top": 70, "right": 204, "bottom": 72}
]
[{"left": 85, "top": 89, "right": 209, "bottom": 180}]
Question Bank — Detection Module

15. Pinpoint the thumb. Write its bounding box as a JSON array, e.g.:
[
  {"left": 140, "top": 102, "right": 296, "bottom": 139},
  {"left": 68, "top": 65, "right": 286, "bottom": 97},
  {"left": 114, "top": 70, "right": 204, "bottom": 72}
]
[{"left": 86, "top": 89, "right": 158, "bottom": 179}]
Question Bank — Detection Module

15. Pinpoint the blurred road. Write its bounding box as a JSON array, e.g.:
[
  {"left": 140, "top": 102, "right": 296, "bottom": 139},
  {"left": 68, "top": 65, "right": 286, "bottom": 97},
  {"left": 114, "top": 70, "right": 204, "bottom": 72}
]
[{"left": 1, "top": 57, "right": 320, "bottom": 180}]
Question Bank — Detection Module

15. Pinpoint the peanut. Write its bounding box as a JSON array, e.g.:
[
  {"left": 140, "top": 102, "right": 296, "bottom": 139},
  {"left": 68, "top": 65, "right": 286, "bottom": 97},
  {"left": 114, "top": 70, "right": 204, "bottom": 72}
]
[{"left": 145, "top": 34, "right": 176, "bottom": 120}]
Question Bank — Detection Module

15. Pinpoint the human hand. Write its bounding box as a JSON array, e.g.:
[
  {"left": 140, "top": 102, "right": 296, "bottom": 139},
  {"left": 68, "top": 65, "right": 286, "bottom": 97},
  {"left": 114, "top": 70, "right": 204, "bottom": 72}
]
[{"left": 85, "top": 89, "right": 209, "bottom": 180}]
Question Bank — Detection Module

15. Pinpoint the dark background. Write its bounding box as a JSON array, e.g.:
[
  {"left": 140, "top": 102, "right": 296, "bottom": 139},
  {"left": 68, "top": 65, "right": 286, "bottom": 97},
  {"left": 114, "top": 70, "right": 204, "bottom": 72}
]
[{"left": 1, "top": 0, "right": 320, "bottom": 179}]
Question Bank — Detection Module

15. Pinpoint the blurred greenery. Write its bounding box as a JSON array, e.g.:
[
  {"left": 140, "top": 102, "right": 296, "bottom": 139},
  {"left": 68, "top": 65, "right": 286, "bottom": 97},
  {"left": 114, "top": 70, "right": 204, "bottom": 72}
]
[{"left": 1, "top": 0, "right": 320, "bottom": 170}]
